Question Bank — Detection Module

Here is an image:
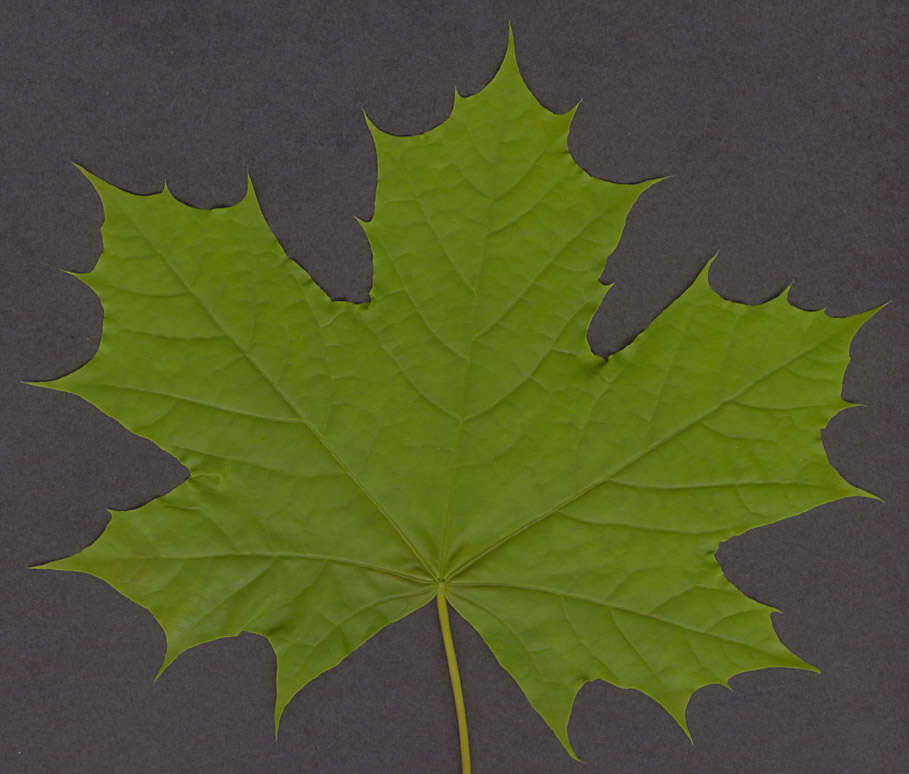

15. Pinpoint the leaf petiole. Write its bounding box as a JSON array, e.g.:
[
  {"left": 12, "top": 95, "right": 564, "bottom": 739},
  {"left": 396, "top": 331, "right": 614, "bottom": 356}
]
[{"left": 436, "top": 585, "right": 471, "bottom": 774}]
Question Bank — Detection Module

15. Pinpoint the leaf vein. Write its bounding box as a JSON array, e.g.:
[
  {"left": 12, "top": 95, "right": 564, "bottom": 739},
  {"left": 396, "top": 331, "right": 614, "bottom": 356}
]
[
  {"left": 448, "top": 326, "right": 846, "bottom": 578},
  {"left": 113, "top": 204, "right": 437, "bottom": 579}
]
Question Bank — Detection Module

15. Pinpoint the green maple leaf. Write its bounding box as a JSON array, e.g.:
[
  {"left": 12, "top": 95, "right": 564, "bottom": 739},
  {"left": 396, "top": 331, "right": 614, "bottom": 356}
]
[{"left": 33, "top": 30, "right": 875, "bottom": 767}]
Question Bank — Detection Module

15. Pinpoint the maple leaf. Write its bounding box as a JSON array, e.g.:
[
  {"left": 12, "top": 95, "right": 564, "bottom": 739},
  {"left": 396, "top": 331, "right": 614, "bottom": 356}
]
[{"left": 33, "top": 29, "right": 875, "bottom": 768}]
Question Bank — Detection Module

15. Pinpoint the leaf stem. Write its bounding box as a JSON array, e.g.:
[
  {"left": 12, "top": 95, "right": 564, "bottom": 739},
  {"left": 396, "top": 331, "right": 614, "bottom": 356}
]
[{"left": 436, "top": 585, "right": 471, "bottom": 774}]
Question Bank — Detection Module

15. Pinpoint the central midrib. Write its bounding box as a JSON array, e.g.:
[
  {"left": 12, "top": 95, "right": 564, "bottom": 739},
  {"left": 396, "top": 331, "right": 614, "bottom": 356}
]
[{"left": 435, "top": 168, "right": 490, "bottom": 579}]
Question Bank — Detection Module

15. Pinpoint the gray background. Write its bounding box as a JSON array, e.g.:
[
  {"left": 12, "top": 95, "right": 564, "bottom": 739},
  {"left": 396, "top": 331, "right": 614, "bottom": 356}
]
[{"left": 1, "top": 1, "right": 906, "bottom": 772}]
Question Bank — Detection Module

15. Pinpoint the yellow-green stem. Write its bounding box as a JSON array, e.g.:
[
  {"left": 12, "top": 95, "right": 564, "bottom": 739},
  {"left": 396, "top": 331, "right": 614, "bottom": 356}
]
[{"left": 436, "top": 585, "right": 471, "bottom": 774}]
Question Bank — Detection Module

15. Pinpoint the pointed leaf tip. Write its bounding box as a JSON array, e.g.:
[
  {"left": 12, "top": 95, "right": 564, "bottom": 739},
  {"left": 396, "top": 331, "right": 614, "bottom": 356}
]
[
  {"left": 502, "top": 20, "right": 519, "bottom": 72},
  {"left": 361, "top": 107, "right": 380, "bottom": 134},
  {"left": 242, "top": 172, "right": 260, "bottom": 205},
  {"left": 72, "top": 163, "right": 108, "bottom": 192}
]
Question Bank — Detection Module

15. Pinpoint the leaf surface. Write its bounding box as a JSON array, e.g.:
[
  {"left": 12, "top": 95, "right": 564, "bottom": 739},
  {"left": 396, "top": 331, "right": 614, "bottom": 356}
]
[{"left": 35, "top": 30, "right": 874, "bottom": 756}]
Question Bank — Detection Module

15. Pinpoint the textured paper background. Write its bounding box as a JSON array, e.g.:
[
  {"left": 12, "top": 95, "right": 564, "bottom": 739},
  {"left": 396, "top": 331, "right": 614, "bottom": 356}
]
[{"left": 1, "top": 2, "right": 906, "bottom": 772}]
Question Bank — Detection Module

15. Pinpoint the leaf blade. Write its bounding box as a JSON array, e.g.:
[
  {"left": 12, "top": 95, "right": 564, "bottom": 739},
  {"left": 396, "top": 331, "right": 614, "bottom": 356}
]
[{"left": 32, "top": 28, "right": 879, "bottom": 760}]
